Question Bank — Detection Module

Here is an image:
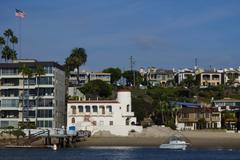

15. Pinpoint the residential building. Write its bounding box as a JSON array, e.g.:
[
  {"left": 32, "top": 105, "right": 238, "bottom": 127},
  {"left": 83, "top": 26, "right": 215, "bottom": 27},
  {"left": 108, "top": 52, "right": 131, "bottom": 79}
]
[
  {"left": 68, "top": 70, "right": 111, "bottom": 86},
  {"left": 176, "top": 68, "right": 195, "bottom": 84},
  {"left": 67, "top": 90, "right": 142, "bottom": 136},
  {"left": 146, "top": 68, "right": 175, "bottom": 86},
  {"left": 213, "top": 98, "right": 240, "bottom": 130},
  {"left": 175, "top": 102, "right": 221, "bottom": 130},
  {"left": 213, "top": 98, "right": 240, "bottom": 109},
  {"left": 196, "top": 71, "right": 222, "bottom": 87},
  {"left": 223, "top": 68, "right": 240, "bottom": 87},
  {"left": 0, "top": 59, "right": 65, "bottom": 128}
]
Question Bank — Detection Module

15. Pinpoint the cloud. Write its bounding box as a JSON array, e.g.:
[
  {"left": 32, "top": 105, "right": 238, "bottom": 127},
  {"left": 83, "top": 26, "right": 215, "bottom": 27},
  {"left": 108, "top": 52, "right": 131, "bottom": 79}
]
[{"left": 134, "top": 35, "right": 170, "bottom": 51}]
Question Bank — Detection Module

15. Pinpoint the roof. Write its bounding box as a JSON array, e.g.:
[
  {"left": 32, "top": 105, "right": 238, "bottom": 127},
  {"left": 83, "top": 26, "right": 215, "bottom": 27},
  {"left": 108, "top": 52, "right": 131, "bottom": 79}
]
[
  {"left": 0, "top": 61, "right": 64, "bottom": 71},
  {"left": 68, "top": 100, "right": 119, "bottom": 104},
  {"left": 179, "top": 107, "right": 213, "bottom": 113},
  {"left": 175, "top": 102, "right": 201, "bottom": 108},
  {"left": 214, "top": 98, "right": 240, "bottom": 103},
  {"left": 117, "top": 89, "right": 130, "bottom": 92}
]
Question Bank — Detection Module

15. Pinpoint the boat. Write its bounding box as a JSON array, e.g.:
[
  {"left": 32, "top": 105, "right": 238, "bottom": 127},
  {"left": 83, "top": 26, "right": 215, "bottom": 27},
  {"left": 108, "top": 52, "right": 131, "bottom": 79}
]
[{"left": 159, "top": 136, "right": 189, "bottom": 150}]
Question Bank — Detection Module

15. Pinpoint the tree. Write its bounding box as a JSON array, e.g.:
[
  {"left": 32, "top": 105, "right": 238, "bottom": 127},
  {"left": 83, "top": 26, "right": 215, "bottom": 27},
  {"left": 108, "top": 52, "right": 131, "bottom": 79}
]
[
  {"left": 1, "top": 29, "right": 18, "bottom": 62},
  {"left": 80, "top": 80, "right": 112, "bottom": 98},
  {"left": 10, "top": 35, "right": 18, "bottom": 50},
  {"left": 65, "top": 48, "right": 87, "bottom": 85},
  {"left": 1, "top": 46, "right": 11, "bottom": 62},
  {"left": 9, "top": 49, "right": 17, "bottom": 61},
  {"left": 0, "top": 36, "right": 5, "bottom": 50},
  {"left": 19, "top": 64, "right": 33, "bottom": 125},
  {"left": 34, "top": 65, "right": 45, "bottom": 126},
  {"left": 102, "top": 67, "right": 121, "bottom": 84},
  {"left": 3, "top": 29, "right": 13, "bottom": 45},
  {"left": 180, "top": 75, "right": 196, "bottom": 88},
  {"left": 122, "top": 70, "right": 143, "bottom": 86}
]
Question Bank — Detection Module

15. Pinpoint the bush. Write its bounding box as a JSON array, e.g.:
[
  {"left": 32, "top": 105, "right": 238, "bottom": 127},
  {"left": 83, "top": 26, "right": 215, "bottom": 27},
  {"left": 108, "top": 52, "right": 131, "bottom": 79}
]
[
  {"left": 12, "top": 129, "right": 25, "bottom": 139},
  {"left": 164, "top": 119, "right": 176, "bottom": 130}
]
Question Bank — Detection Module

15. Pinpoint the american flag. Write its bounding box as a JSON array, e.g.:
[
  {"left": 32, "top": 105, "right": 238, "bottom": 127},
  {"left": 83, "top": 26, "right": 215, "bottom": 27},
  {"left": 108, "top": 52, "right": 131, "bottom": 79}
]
[{"left": 15, "top": 9, "right": 26, "bottom": 18}]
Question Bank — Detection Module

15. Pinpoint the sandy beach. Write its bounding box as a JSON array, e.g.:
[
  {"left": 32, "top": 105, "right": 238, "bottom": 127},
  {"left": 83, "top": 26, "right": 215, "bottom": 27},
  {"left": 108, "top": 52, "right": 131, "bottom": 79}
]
[
  {"left": 76, "top": 127, "right": 240, "bottom": 149},
  {"left": 1, "top": 126, "right": 240, "bottom": 149}
]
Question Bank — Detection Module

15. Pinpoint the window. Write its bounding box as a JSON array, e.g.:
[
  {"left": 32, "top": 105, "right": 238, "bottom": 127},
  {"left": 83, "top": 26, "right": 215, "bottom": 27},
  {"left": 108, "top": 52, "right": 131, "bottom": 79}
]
[
  {"left": 1, "top": 68, "right": 17, "bottom": 75},
  {"left": 185, "top": 123, "right": 192, "bottom": 127},
  {"left": 206, "top": 113, "right": 210, "bottom": 118},
  {"left": 99, "top": 106, "right": 105, "bottom": 114},
  {"left": 127, "top": 105, "right": 130, "bottom": 112},
  {"left": 37, "top": 120, "right": 52, "bottom": 128},
  {"left": 37, "top": 110, "right": 53, "bottom": 118},
  {"left": 92, "top": 105, "right": 98, "bottom": 112},
  {"left": 92, "top": 121, "right": 97, "bottom": 126},
  {"left": 72, "top": 118, "right": 75, "bottom": 123},
  {"left": 44, "top": 66, "right": 53, "bottom": 74},
  {"left": 109, "top": 121, "right": 113, "bottom": 126},
  {"left": 183, "top": 113, "right": 189, "bottom": 118},
  {"left": 1, "top": 99, "right": 19, "bottom": 108},
  {"left": 38, "top": 99, "right": 53, "bottom": 107},
  {"left": 39, "top": 88, "right": 54, "bottom": 96},
  {"left": 106, "top": 105, "right": 112, "bottom": 113},
  {"left": 71, "top": 106, "right": 76, "bottom": 114},
  {"left": 126, "top": 118, "right": 130, "bottom": 125},
  {"left": 24, "top": 78, "right": 36, "bottom": 85},
  {"left": 85, "top": 105, "right": 90, "bottom": 112},
  {"left": 39, "top": 77, "right": 53, "bottom": 85},
  {"left": 78, "top": 105, "right": 83, "bottom": 113}
]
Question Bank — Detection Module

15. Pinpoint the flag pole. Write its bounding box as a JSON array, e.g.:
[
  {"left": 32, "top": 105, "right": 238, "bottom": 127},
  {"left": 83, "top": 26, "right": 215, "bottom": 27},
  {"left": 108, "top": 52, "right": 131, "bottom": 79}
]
[{"left": 18, "top": 16, "right": 22, "bottom": 59}]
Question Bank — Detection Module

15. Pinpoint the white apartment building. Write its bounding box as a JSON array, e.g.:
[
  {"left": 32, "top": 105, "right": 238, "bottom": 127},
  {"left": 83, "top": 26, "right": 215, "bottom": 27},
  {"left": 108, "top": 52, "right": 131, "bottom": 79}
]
[
  {"left": 0, "top": 59, "right": 65, "bottom": 128},
  {"left": 67, "top": 90, "right": 142, "bottom": 136}
]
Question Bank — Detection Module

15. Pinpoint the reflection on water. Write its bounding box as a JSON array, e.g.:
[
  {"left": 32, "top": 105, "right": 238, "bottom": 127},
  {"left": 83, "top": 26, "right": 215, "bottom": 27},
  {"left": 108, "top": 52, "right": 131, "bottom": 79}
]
[{"left": 0, "top": 147, "right": 239, "bottom": 160}]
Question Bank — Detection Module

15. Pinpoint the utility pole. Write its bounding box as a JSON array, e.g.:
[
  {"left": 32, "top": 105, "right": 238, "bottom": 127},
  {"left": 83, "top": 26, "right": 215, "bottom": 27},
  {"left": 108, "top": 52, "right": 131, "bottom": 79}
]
[
  {"left": 194, "top": 58, "right": 198, "bottom": 70},
  {"left": 130, "top": 56, "right": 136, "bottom": 87}
]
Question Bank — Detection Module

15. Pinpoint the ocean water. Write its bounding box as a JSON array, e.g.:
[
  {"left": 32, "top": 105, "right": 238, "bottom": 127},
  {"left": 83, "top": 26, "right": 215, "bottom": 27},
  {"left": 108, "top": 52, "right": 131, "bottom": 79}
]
[{"left": 0, "top": 147, "right": 239, "bottom": 160}]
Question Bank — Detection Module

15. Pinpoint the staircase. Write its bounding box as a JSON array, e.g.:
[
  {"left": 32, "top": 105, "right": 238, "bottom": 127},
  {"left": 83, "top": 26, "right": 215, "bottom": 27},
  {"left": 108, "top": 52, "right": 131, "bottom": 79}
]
[{"left": 18, "top": 130, "right": 49, "bottom": 145}]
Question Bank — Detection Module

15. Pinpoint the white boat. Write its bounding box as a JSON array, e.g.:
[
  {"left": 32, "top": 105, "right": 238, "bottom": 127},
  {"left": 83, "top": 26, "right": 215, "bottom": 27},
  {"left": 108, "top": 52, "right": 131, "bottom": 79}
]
[{"left": 159, "top": 137, "right": 189, "bottom": 150}]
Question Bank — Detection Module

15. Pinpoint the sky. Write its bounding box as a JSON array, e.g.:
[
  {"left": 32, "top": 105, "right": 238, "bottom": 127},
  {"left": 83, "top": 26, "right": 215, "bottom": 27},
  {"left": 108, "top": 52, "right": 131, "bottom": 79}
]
[{"left": 1, "top": 0, "right": 240, "bottom": 71}]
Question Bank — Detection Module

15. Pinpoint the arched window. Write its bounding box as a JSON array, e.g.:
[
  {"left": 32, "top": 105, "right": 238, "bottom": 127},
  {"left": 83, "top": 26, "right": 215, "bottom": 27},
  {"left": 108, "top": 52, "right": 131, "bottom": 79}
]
[
  {"left": 72, "top": 117, "right": 75, "bottom": 123},
  {"left": 126, "top": 117, "right": 130, "bottom": 125},
  {"left": 127, "top": 104, "right": 130, "bottom": 112},
  {"left": 92, "top": 105, "right": 98, "bottom": 113},
  {"left": 71, "top": 106, "right": 76, "bottom": 114},
  {"left": 106, "top": 105, "right": 112, "bottom": 113},
  {"left": 99, "top": 105, "right": 105, "bottom": 114},
  {"left": 78, "top": 105, "right": 83, "bottom": 113},
  {"left": 85, "top": 105, "right": 90, "bottom": 112}
]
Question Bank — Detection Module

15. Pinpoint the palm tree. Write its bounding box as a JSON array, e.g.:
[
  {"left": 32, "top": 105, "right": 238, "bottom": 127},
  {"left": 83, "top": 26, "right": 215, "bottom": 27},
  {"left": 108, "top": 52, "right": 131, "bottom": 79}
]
[
  {"left": 10, "top": 35, "right": 18, "bottom": 50},
  {"left": 67, "top": 48, "right": 87, "bottom": 85},
  {"left": 9, "top": 49, "right": 17, "bottom": 61},
  {"left": 3, "top": 29, "right": 13, "bottom": 46},
  {"left": 1, "top": 46, "right": 11, "bottom": 62},
  {"left": 34, "top": 65, "right": 45, "bottom": 127},
  {"left": 19, "top": 64, "right": 33, "bottom": 127},
  {"left": 0, "top": 36, "right": 5, "bottom": 50}
]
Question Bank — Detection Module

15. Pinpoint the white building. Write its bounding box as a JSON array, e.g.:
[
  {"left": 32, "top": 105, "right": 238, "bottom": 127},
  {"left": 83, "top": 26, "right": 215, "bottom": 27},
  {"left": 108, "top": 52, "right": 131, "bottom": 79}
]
[
  {"left": 67, "top": 90, "right": 142, "bottom": 136},
  {"left": 177, "top": 68, "right": 195, "bottom": 84}
]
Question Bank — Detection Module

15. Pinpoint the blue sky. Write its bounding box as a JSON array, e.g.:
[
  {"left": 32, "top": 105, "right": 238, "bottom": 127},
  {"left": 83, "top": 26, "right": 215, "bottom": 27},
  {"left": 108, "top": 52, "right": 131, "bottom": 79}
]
[{"left": 1, "top": 0, "right": 240, "bottom": 71}]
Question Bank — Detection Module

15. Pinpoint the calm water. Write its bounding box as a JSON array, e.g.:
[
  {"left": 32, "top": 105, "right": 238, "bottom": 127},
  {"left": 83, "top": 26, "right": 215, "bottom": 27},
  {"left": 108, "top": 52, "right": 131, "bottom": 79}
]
[{"left": 0, "top": 147, "right": 239, "bottom": 160}]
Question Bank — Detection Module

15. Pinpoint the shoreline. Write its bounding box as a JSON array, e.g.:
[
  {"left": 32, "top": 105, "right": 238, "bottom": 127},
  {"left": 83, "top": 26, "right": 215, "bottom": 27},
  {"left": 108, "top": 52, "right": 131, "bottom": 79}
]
[
  {"left": 1, "top": 130, "right": 240, "bottom": 149},
  {"left": 75, "top": 130, "right": 240, "bottom": 149}
]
